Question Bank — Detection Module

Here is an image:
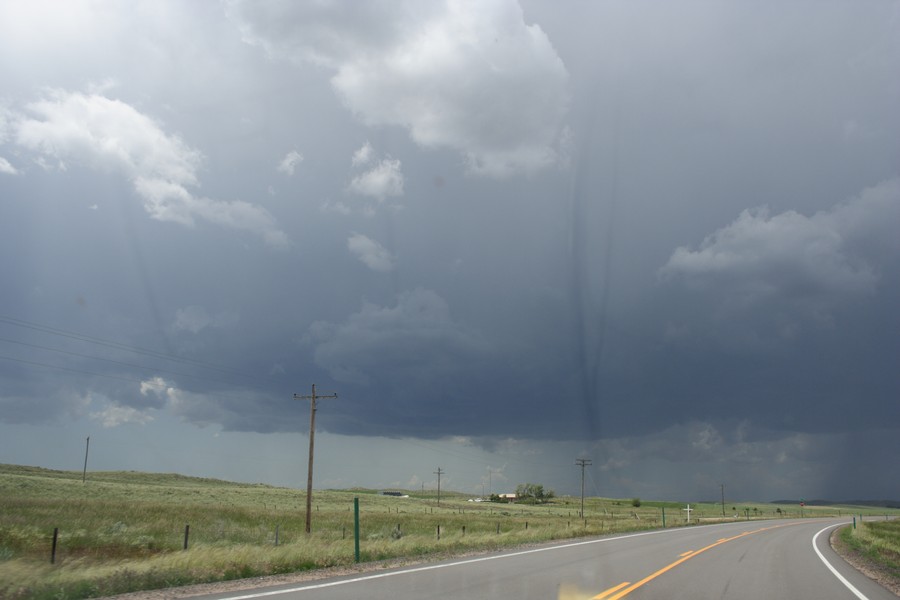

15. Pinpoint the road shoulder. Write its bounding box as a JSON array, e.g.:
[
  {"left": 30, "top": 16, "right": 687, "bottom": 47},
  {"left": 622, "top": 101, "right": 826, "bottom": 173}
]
[{"left": 830, "top": 524, "right": 900, "bottom": 597}]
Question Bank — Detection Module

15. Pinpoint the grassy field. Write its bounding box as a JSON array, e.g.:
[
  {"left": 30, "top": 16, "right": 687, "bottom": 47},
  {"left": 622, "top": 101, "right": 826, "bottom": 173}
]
[
  {"left": 2, "top": 464, "right": 897, "bottom": 599},
  {"left": 839, "top": 518, "right": 900, "bottom": 583}
]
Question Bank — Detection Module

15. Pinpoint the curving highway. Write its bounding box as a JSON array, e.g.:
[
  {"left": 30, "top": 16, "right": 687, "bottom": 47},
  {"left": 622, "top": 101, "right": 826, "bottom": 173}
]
[{"left": 200, "top": 519, "right": 894, "bottom": 600}]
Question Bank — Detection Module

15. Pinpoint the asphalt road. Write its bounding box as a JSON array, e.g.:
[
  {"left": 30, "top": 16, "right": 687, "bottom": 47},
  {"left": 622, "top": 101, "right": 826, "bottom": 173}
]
[{"left": 202, "top": 518, "right": 895, "bottom": 600}]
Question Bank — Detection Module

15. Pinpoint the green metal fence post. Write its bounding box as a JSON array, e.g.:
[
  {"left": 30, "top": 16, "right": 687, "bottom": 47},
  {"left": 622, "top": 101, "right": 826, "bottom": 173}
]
[{"left": 354, "top": 497, "right": 360, "bottom": 563}]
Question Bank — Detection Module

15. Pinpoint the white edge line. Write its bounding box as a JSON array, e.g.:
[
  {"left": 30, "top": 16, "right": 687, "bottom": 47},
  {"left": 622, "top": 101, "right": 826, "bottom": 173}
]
[
  {"left": 220, "top": 520, "right": 823, "bottom": 600},
  {"left": 812, "top": 523, "right": 869, "bottom": 600},
  {"left": 218, "top": 528, "right": 676, "bottom": 600}
]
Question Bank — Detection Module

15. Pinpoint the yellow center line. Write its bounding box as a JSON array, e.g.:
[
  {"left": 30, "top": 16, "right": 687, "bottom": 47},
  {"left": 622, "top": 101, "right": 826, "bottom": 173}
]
[
  {"left": 604, "top": 523, "right": 796, "bottom": 600},
  {"left": 678, "top": 550, "right": 693, "bottom": 557},
  {"left": 593, "top": 581, "right": 630, "bottom": 599}
]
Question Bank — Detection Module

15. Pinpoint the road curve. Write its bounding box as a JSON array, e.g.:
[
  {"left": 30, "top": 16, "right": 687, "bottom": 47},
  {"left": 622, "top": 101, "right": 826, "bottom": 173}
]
[{"left": 199, "top": 519, "right": 895, "bottom": 600}]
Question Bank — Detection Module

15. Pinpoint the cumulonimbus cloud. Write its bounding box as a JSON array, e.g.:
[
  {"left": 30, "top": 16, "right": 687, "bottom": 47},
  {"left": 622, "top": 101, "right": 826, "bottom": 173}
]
[
  {"left": 227, "top": 0, "right": 570, "bottom": 178},
  {"left": 306, "top": 288, "right": 490, "bottom": 385},
  {"left": 14, "top": 89, "right": 288, "bottom": 246}
]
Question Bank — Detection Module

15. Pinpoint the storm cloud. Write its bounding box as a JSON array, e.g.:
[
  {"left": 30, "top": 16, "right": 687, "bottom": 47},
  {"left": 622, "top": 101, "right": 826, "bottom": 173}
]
[{"left": 1, "top": 0, "right": 897, "bottom": 501}]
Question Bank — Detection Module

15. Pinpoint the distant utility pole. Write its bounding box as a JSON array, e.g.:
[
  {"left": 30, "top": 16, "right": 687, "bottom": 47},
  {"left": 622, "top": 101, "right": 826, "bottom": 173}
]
[
  {"left": 575, "top": 458, "right": 592, "bottom": 518},
  {"left": 82, "top": 436, "right": 90, "bottom": 484},
  {"left": 434, "top": 468, "right": 444, "bottom": 505},
  {"left": 294, "top": 384, "right": 337, "bottom": 534},
  {"left": 721, "top": 484, "right": 726, "bottom": 517}
]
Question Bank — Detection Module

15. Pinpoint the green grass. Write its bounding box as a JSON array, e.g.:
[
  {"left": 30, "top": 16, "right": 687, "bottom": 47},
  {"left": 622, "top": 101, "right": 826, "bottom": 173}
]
[
  {"left": 839, "top": 518, "right": 900, "bottom": 581},
  {"left": 2, "top": 463, "right": 897, "bottom": 599}
]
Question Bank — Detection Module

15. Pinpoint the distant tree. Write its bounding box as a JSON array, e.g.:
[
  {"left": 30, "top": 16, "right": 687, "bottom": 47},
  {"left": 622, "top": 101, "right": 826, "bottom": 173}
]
[
  {"left": 631, "top": 498, "right": 642, "bottom": 508},
  {"left": 489, "top": 493, "right": 503, "bottom": 503},
  {"left": 515, "top": 483, "right": 554, "bottom": 504}
]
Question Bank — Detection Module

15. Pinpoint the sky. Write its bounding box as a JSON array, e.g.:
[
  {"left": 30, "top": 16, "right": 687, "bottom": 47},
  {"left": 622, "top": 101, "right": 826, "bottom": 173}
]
[{"left": 1, "top": 0, "right": 898, "bottom": 503}]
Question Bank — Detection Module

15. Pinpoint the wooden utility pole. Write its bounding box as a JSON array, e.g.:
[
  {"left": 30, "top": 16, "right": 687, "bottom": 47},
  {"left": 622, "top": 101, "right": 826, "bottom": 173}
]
[
  {"left": 294, "top": 384, "right": 337, "bottom": 534},
  {"left": 721, "top": 483, "right": 726, "bottom": 517},
  {"left": 434, "top": 468, "right": 444, "bottom": 505},
  {"left": 575, "top": 458, "right": 592, "bottom": 518},
  {"left": 82, "top": 436, "right": 90, "bottom": 484}
]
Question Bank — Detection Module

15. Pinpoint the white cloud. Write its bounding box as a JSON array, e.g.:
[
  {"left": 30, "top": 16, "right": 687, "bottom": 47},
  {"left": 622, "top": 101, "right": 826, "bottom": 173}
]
[
  {"left": 320, "top": 198, "right": 353, "bottom": 216},
  {"left": 659, "top": 179, "right": 900, "bottom": 311},
  {"left": 17, "top": 90, "right": 201, "bottom": 184},
  {"left": 0, "top": 156, "right": 17, "bottom": 175},
  {"left": 228, "top": 0, "right": 570, "bottom": 178},
  {"left": 661, "top": 206, "right": 877, "bottom": 298},
  {"left": 351, "top": 141, "right": 374, "bottom": 166},
  {"left": 226, "top": 1, "right": 442, "bottom": 68},
  {"left": 276, "top": 149, "right": 303, "bottom": 175},
  {"left": 0, "top": 103, "right": 14, "bottom": 142},
  {"left": 348, "top": 158, "right": 404, "bottom": 201},
  {"left": 136, "top": 375, "right": 271, "bottom": 431},
  {"left": 347, "top": 233, "right": 395, "bottom": 272},
  {"left": 140, "top": 376, "right": 171, "bottom": 399},
  {"left": 91, "top": 404, "right": 155, "bottom": 428},
  {"left": 14, "top": 89, "right": 288, "bottom": 246}
]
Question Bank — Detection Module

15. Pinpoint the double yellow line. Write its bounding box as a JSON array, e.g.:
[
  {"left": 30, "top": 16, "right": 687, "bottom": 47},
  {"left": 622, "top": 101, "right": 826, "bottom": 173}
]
[{"left": 592, "top": 523, "right": 794, "bottom": 599}]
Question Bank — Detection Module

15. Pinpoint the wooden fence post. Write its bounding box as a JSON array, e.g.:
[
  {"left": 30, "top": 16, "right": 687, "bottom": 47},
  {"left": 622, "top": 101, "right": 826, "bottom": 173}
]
[{"left": 51, "top": 528, "right": 59, "bottom": 564}]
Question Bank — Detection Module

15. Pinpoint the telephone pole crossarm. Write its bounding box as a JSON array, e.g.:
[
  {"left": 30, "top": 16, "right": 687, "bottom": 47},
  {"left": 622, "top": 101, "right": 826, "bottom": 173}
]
[{"left": 294, "top": 384, "right": 338, "bottom": 534}]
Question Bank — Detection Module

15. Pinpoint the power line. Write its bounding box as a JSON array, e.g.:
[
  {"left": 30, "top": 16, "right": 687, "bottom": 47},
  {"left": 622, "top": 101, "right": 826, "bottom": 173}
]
[
  {"left": 0, "top": 353, "right": 166, "bottom": 387},
  {"left": 0, "top": 353, "right": 267, "bottom": 406},
  {"left": 0, "top": 314, "right": 259, "bottom": 380},
  {"left": 585, "top": 464, "right": 603, "bottom": 498},
  {"left": 0, "top": 336, "right": 246, "bottom": 387}
]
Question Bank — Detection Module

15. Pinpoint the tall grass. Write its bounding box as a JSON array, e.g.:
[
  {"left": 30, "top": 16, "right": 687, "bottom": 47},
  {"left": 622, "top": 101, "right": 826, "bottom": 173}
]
[
  {"left": 840, "top": 518, "right": 900, "bottom": 581},
  {"left": 2, "top": 464, "right": 895, "bottom": 599}
]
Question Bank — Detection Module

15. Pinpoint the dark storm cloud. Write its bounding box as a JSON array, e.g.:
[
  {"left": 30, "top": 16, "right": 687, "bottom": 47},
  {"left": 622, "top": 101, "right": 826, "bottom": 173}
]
[
  {"left": 294, "top": 178, "right": 900, "bottom": 442},
  {"left": 645, "top": 180, "right": 900, "bottom": 433},
  {"left": 1, "top": 1, "right": 899, "bottom": 499}
]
